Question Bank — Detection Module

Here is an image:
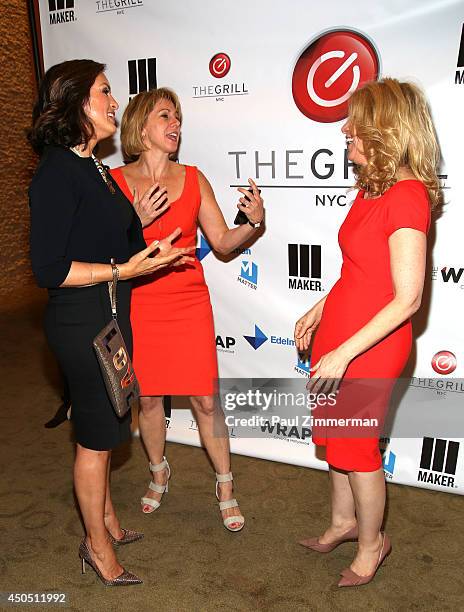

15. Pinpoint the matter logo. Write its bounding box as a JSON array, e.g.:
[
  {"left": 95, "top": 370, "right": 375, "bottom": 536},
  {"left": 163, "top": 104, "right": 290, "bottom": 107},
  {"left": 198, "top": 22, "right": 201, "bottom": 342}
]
[
  {"left": 292, "top": 29, "right": 380, "bottom": 122},
  {"left": 237, "top": 261, "right": 258, "bottom": 289},
  {"left": 431, "top": 351, "right": 457, "bottom": 375},
  {"left": 128, "top": 58, "right": 157, "bottom": 97},
  {"left": 209, "top": 53, "right": 231, "bottom": 78}
]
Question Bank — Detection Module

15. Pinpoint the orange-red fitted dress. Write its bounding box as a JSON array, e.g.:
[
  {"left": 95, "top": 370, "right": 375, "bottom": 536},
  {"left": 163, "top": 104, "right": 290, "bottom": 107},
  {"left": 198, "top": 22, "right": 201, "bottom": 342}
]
[
  {"left": 110, "top": 165, "right": 218, "bottom": 396},
  {"left": 311, "top": 180, "right": 430, "bottom": 472}
]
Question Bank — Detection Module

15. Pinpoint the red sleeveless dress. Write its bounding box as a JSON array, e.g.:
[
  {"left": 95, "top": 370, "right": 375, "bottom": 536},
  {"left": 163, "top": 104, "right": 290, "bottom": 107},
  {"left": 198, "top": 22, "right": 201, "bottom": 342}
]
[
  {"left": 110, "top": 165, "right": 218, "bottom": 396},
  {"left": 311, "top": 180, "right": 430, "bottom": 472}
]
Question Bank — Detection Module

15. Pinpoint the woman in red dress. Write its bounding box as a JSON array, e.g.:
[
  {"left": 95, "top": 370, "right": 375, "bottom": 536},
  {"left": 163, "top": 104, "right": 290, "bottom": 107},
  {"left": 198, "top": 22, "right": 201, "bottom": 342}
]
[
  {"left": 111, "top": 88, "right": 264, "bottom": 531},
  {"left": 295, "top": 79, "right": 441, "bottom": 587}
]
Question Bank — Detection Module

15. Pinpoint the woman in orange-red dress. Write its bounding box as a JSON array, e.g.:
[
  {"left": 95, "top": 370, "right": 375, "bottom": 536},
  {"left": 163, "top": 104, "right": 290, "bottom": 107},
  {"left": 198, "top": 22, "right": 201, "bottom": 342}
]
[
  {"left": 111, "top": 88, "right": 264, "bottom": 531},
  {"left": 294, "top": 79, "right": 441, "bottom": 587}
]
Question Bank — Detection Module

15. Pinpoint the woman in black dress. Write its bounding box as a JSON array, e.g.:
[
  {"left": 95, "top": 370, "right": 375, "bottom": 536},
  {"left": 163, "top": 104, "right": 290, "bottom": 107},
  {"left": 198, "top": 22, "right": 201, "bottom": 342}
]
[{"left": 28, "top": 59, "right": 193, "bottom": 586}]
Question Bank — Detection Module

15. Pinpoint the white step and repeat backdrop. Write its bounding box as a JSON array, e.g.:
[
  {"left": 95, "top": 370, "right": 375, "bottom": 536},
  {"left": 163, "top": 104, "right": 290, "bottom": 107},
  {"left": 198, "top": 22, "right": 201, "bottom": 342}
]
[{"left": 36, "top": 0, "right": 464, "bottom": 494}]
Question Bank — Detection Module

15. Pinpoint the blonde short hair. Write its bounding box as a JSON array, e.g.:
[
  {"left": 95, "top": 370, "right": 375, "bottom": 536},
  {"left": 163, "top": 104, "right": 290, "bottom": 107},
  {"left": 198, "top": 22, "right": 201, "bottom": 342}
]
[
  {"left": 120, "top": 87, "right": 182, "bottom": 162},
  {"left": 348, "top": 78, "right": 441, "bottom": 208}
]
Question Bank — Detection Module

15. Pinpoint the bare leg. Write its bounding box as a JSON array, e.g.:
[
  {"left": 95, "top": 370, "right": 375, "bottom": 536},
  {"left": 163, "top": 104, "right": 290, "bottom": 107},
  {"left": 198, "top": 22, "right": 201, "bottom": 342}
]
[
  {"left": 348, "top": 467, "right": 386, "bottom": 575},
  {"left": 103, "top": 458, "right": 123, "bottom": 540},
  {"left": 138, "top": 396, "right": 169, "bottom": 512},
  {"left": 190, "top": 395, "right": 243, "bottom": 529},
  {"left": 74, "top": 444, "right": 123, "bottom": 580},
  {"left": 318, "top": 466, "right": 358, "bottom": 544}
]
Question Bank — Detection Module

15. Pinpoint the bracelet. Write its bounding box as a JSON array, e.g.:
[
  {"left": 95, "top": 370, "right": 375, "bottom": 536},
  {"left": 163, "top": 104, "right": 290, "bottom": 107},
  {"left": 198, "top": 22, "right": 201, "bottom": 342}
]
[{"left": 110, "top": 260, "right": 120, "bottom": 282}]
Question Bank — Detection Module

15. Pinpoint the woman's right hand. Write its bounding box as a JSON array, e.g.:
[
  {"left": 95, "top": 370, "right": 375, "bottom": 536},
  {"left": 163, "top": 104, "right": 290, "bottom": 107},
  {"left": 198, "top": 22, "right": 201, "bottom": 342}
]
[
  {"left": 120, "top": 227, "right": 195, "bottom": 279},
  {"left": 133, "top": 184, "right": 170, "bottom": 228},
  {"left": 294, "top": 300, "right": 325, "bottom": 352}
]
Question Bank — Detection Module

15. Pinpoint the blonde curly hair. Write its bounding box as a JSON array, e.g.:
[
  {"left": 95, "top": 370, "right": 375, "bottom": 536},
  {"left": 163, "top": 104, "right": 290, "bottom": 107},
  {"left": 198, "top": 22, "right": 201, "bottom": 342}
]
[{"left": 348, "top": 78, "right": 441, "bottom": 208}]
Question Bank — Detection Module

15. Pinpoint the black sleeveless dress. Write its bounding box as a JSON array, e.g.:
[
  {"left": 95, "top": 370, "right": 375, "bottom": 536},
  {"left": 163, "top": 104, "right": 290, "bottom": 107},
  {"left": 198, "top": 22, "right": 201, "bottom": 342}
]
[{"left": 29, "top": 146, "right": 145, "bottom": 450}]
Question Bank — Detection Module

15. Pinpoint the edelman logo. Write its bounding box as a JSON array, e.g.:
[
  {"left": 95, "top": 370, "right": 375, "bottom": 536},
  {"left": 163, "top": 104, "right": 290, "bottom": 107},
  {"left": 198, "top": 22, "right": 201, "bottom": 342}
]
[
  {"left": 243, "top": 325, "right": 268, "bottom": 350},
  {"left": 288, "top": 244, "right": 323, "bottom": 291},
  {"left": 128, "top": 58, "right": 157, "bottom": 97},
  {"left": 49, "top": 0, "right": 76, "bottom": 24},
  {"left": 238, "top": 261, "right": 258, "bottom": 289},
  {"left": 216, "top": 335, "right": 236, "bottom": 354},
  {"left": 417, "top": 437, "right": 459, "bottom": 488},
  {"left": 196, "top": 235, "right": 212, "bottom": 261},
  {"left": 295, "top": 355, "right": 310, "bottom": 377}
]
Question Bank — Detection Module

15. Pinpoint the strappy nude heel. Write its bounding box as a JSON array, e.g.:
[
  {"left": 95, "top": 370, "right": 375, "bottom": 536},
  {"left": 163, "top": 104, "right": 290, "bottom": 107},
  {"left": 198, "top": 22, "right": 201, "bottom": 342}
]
[
  {"left": 215, "top": 472, "right": 245, "bottom": 532},
  {"left": 141, "top": 456, "right": 170, "bottom": 514}
]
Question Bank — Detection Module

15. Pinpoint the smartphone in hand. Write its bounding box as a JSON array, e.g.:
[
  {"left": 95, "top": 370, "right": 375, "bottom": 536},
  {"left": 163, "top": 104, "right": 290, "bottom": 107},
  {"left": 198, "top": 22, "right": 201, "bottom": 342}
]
[{"left": 234, "top": 187, "right": 261, "bottom": 225}]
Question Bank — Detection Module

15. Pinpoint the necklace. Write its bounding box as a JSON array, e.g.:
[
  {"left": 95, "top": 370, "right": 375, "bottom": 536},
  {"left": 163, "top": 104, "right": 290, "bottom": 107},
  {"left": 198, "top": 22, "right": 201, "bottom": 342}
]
[
  {"left": 91, "top": 154, "right": 116, "bottom": 194},
  {"left": 69, "top": 146, "right": 115, "bottom": 194}
]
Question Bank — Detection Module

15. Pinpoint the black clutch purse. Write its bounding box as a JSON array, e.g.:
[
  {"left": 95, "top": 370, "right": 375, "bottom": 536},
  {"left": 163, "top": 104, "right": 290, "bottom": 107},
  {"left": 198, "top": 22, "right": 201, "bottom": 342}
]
[{"left": 93, "top": 260, "right": 139, "bottom": 417}]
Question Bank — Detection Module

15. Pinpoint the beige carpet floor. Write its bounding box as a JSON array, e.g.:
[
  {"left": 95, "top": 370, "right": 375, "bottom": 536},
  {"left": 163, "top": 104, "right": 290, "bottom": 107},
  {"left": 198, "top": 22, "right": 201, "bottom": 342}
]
[{"left": 0, "top": 296, "right": 463, "bottom": 612}]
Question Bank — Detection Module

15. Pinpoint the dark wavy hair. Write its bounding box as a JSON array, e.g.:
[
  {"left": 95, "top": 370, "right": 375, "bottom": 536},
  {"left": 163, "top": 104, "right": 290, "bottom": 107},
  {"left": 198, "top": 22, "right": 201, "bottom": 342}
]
[{"left": 28, "top": 59, "right": 105, "bottom": 154}]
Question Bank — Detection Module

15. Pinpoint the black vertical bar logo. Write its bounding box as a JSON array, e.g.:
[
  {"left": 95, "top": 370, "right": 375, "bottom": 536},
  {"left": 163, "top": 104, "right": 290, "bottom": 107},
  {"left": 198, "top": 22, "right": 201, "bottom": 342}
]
[
  {"left": 288, "top": 244, "right": 321, "bottom": 279},
  {"left": 420, "top": 437, "right": 460, "bottom": 475},
  {"left": 49, "top": 0, "right": 74, "bottom": 10},
  {"left": 458, "top": 23, "right": 464, "bottom": 67},
  {"left": 128, "top": 58, "right": 157, "bottom": 96}
]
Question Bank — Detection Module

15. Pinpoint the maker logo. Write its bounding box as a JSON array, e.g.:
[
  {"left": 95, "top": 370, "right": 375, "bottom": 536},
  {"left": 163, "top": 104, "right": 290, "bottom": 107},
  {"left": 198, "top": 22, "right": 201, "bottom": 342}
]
[
  {"left": 431, "top": 351, "right": 457, "bottom": 375},
  {"left": 49, "top": 0, "right": 76, "bottom": 24},
  {"left": 196, "top": 235, "right": 212, "bottom": 261},
  {"left": 418, "top": 437, "right": 459, "bottom": 488},
  {"left": 128, "top": 58, "right": 157, "bottom": 98},
  {"left": 209, "top": 53, "right": 231, "bottom": 78},
  {"left": 243, "top": 325, "right": 268, "bottom": 350},
  {"left": 238, "top": 261, "right": 258, "bottom": 289},
  {"left": 292, "top": 29, "right": 380, "bottom": 122},
  {"left": 455, "top": 24, "right": 464, "bottom": 84},
  {"left": 288, "top": 244, "right": 323, "bottom": 291}
]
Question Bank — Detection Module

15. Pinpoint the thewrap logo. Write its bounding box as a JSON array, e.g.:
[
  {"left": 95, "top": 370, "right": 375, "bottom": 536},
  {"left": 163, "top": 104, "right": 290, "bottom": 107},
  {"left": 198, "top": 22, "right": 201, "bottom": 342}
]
[
  {"left": 292, "top": 29, "right": 380, "bottom": 123},
  {"left": 196, "top": 235, "right": 212, "bottom": 261},
  {"left": 243, "top": 325, "right": 268, "bottom": 350},
  {"left": 288, "top": 244, "right": 323, "bottom": 291},
  {"left": 432, "top": 266, "right": 464, "bottom": 289},
  {"left": 295, "top": 355, "right": 310, "bottom": 377},
  {"left": 238, "top": 261, "right": 258, "bottom": 289},
  {"left": 431, "top": 351, "right": 457, "bottom": 375},
  {"left": 418, "top": 437, "right": 459, "bottom": 488},
  {"left": 209, "top": 53, "right": 231, "bottom": 78},
  {"left": 455, "top": 24, "right": 464, "bottom": 84},
  {"left": 128, "top": 59, "right": 157, "bottom": 98},
  {"left": 216, "top": 335, "right": 236, "bottom": 354},
  {"left": 96, "top": 0, "right": 143, "bottom": 14},
  {"left": 48, "top": 0, "right": 76, "bottom": 24},
  {"left": 193, "top": 53, "right": 249, "bottom": 100}
]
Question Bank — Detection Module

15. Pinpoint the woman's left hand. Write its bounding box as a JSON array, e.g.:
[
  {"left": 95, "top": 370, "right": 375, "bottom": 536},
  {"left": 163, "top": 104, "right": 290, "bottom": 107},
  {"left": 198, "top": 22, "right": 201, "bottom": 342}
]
[
  {"left": 306, "top": 347, "right": 352, "bottom": 395},
  {"left": 237, "top": 178, "right": 264, "bottom": 225}
]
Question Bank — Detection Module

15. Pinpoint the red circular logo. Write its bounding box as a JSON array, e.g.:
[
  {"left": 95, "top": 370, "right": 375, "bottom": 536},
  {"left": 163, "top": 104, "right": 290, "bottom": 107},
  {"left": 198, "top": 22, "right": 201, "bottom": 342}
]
[
  {"left": 209, "top": 53, "right": 231, "bottom": 79},
  {"left": 292, "top": 29, "right": 380, "bottom": 123},
  {"left": 431, "top": 351, "right": 457, "bottom": 375}
]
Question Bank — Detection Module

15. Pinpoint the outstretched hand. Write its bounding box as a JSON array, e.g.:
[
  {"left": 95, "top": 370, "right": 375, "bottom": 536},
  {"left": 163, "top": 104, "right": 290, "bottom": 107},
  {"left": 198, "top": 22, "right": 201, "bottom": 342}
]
[{"left": 120, "top": 227, "right": 195, "bottom": 279}]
